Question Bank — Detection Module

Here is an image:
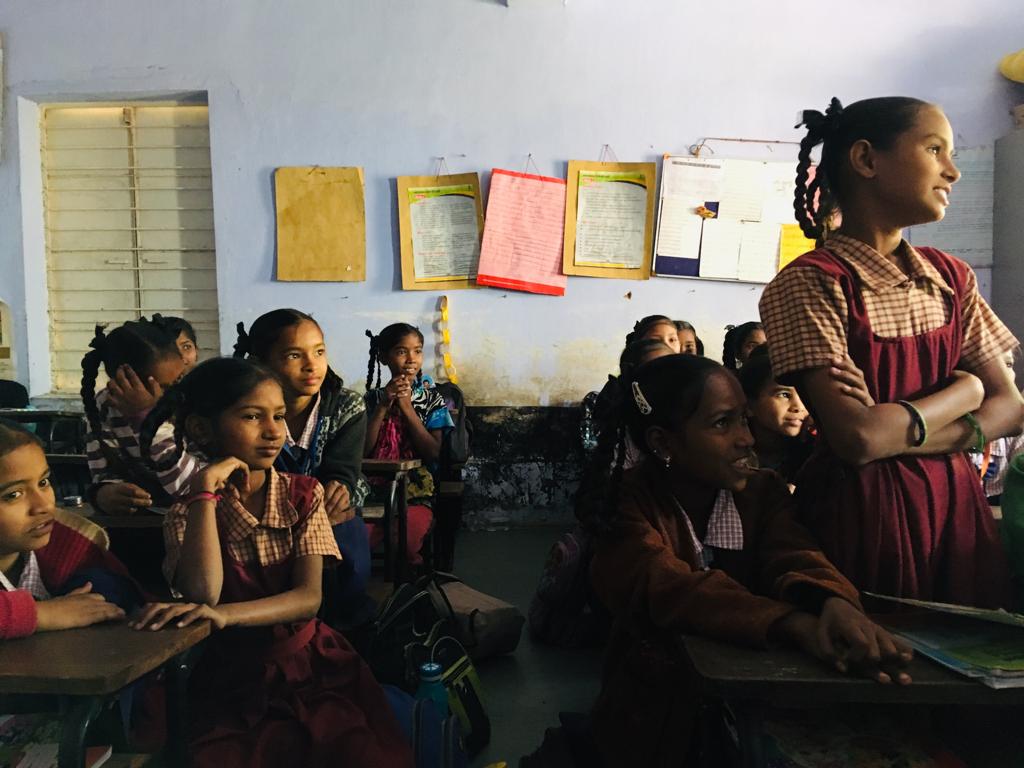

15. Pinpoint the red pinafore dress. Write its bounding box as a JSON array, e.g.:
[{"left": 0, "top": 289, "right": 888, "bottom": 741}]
[
  {"left": 185, "top": 476, "right": 413, "bottom": 768},
  {"left": 793, "top": 247, "right": 1012, "bottom": 608}
]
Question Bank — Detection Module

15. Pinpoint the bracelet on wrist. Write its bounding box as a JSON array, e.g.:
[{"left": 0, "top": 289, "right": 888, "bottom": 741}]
[
  {"left": 184, "top": 491, "right": 221, "bottom": 508},
  {"left": 895, "top": 400, "right": 927, "bottom": 447},
  {"left": 961, "top": 412, "right": 986, "bottom": 453}
]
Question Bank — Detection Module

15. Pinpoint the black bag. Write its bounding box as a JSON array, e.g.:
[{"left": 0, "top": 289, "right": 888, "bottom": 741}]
[
  {"left": 367, "top": 575, "right": 492, "bottom": 757},
  {"left": 434, "top": 381, "right": 472, "bottom": 469}
]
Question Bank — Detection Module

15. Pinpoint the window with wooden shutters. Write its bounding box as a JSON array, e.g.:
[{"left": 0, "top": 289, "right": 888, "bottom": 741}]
[{"left": 41, "top": 103, "right": 218, "bottom": 392}]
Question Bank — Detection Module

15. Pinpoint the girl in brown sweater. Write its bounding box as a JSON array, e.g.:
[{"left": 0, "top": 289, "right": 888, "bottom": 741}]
[{"left": 588, "top": 354, "right": 911, "bottom": 766}]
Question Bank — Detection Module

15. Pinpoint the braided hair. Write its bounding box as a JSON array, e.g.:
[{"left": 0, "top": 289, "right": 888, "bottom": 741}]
[
  {"left": 794, "top": 96, "right": 929, "bottom": 245},
  {"left": 722, "top": 321, "right": 764, "bottom": 370},
  {"left": 365, "top": 323, "right": 424, "bottom": 391},
  {"left": 139, "top": 357, "right": 280, "bottom": 471},
  {"left": 234, "top": 308, "right": 344, "bottom": 393},
  {"left": 80, "top": 319, "right": 180, "bottom": 469},
  {"left": 585, "top": 354, "right": 723, "bottom": 532}
]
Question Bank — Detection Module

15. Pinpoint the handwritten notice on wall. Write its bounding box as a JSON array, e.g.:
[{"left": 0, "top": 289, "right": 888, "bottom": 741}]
[{"left": 477, "top": 169, "right": 567, "bottom": 296}]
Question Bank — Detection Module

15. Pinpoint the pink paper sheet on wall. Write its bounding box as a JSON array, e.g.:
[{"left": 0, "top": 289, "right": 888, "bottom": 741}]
[{"left": 477, "top": 168, "right": 567, "bottom": 296}]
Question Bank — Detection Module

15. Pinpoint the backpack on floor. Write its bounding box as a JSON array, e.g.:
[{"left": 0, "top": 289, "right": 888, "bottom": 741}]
[
  {"left": 431, "top": 572, "right": 524, "bottom": 661},
  {"left": 527, "top": 525, "right": 609, "bottom": 649}
]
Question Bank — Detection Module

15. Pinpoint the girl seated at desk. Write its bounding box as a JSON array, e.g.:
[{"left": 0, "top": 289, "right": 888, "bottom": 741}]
[
  {"left": 0, "top": 418, "right": 135, "bottom": 639},
  {"left": 586, "top": 354, "right": 911, "bottom": 766},
  {"left": 134, "top": 358, "right": 412, "bottom": 767}
]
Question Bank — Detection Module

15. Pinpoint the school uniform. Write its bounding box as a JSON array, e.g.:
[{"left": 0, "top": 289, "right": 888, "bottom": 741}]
[
  {"left": 760, "top": 235, "right": 1017, "bottom": 607},
  {"left": 589, "top": 463, "right": 860, "bottom": 767},
  {"left": 0, "top": 518, "right": 138, "bottom": 639},
  {"left": 274, "top": 374, "right": 373, "bottom": 624},
  {"left": 162, "top": 469, "right": 412, "bottom": 768}
]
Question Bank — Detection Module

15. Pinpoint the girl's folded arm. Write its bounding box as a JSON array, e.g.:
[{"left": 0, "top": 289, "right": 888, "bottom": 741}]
[
  {"left": 905, "top": 354, "right": 1024, "bottom": 454},
  {"left": 799, "top": 365, "right": 983, "bottom": 465},
  {"left": 216, "top": 555, "right": 323, "bottom": 627}
]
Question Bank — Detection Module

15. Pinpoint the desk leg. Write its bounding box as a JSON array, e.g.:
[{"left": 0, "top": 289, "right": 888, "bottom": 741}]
[
  {"left": 396, "top": 472, "right": 409, "bottom": 585},
  {"left": 734, "top": 701, "right": 765, "bottom": 768},
  {"left": 164, "top": 648, "right": 195, "bottom": 767},
  {"left": 58, "top": 696, "right": 102, "bottom": 768}
]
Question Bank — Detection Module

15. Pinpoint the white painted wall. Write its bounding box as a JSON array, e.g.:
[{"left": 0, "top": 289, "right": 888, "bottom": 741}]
[{"left": 2, "top": 0, "right": 1022, "bottom": 403}]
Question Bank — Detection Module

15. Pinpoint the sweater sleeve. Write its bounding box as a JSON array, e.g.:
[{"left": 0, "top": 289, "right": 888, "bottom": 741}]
[
  {"left": 0, "top": 589, "right": 39, "bottom": 639},
  {"left": 590, "top": 486, "right": 798, "bottom": 649},
  {"left": 317, "top": 391, "right": 369, "bottom": 505},
  {"left": 748, "top": 473, "right": 863, "bottom": 613}
]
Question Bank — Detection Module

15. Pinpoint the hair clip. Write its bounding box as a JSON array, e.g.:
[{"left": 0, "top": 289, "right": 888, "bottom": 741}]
[{"left": 631, "top": 381, "right": 653, "bottom": 415}]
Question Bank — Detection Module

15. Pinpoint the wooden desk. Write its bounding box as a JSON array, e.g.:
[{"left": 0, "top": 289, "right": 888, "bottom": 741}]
[
  {"left": 76, "top": 502, "right": 166, "bottom": 530},
  {"left": 680, "top": 634, "right": 1024, "bottom": 766},
  {"left": 361, "top": 458, "right": 422, "bottom": 584},
  {"left": 0, "top": 621, "right": 210, "bottom": 768}
]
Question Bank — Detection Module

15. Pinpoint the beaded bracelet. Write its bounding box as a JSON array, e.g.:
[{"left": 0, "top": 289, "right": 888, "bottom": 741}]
[
  {"left": 961, "top": 412, "right": 986, "bottom": 453},
  {"left": 896, "top": 400, "right": 927, "bottom": 447},
  {"left": 184, "top": 493, "right": 220, "bottom": 512}
]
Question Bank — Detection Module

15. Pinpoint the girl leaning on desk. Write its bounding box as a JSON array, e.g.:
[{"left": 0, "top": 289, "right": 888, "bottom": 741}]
[{"left": 584, "top": 355, "right": 911, "bottom": 767}]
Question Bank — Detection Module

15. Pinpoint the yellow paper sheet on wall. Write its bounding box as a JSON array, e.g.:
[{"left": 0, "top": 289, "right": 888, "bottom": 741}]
[
  {"left": 778, "top": 223, "right": 816, "bottom": 271},
  {"left": 275, "top": 166, "right": 366, "bottom": 282}
]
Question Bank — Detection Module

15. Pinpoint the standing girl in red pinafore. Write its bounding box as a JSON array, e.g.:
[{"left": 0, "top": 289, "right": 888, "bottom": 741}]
[
  {"left": 760, "top": 97, "right": 1024, "bottom": 608},
  {"left": 132, "top": 357, "right": 412, "bottom": 768}
]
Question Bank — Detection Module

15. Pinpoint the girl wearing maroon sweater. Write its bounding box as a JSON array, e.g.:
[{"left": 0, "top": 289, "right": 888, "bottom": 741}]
[{"left": 0, "top": 418, "right": 131, "bottom": 639}]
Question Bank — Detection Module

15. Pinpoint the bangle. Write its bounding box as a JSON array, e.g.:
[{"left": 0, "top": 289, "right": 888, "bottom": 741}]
[
  {"left": 961, "top": 412, "right": 986, "bottom": 453},
  {"left": 184, "top": 491, "right": 221, "bottom": 508},
  {"left": 896, "top": 400, "right": 927, "bottom": 447}
]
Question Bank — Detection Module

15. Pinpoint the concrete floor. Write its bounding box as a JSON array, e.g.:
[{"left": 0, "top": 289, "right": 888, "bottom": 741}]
[{"left": 451, "top": 527, "right": 603, "bottom": 768}]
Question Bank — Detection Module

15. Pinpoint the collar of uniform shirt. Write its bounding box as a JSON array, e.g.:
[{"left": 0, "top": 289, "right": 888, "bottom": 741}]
[{"left": 827, "top": 233, "right": 954, "bottom": 296}]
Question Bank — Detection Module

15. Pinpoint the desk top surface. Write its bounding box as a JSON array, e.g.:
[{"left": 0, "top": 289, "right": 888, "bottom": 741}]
[
  {"left": 361, "top": 458, "right": 422, "bottom": 472},
  {"left": 0, "top": 409, "right": 83, "bottom": 420},
  {"left": 681, "top": 634, "right": 1024, "bottom": 706},
  {"left": 0, "top": 621, "right": 210, "bottom": 696}
]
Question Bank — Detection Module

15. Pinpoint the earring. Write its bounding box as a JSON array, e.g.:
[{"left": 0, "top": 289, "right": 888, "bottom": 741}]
[{"left": 662, "top": 455, "right": 672, "bottom": 469}]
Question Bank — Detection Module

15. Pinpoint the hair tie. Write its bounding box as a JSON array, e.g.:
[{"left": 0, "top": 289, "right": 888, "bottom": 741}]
[
  {"left": 364, "top": 329, "right": 376, "bottom": 351},
  {"left": 631, "top": 381, "right": 653, "bottom": 416},
  {"left": 795, "top": 96, "right": 844, "bottom": 136},
  {"left": 88, "top": 325, "right": 107, "bottom": 351}
]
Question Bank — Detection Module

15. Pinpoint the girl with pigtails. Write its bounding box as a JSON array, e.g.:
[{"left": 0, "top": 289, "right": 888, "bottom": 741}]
[
  {"left": 133, "top": 357, "right": 413, "bottom": 768},
  {"left": 721, "top": 321, "right": 765, "bottom": 370},
  {"left": 760, "top": 97, "right": 1024, "bottom": 606},
  {"left": 586, "top": 353, "right": 910, "bottom": 765},
  {"left": 363, "top": 323, "right": 453, "bottom": 565},
  {"left": 80, "top": 319, "right": 199, "bottom": 513}
]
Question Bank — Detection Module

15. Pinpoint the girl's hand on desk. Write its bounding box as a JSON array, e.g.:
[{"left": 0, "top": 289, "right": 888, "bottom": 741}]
[
  {"left": 817, "top": 597, "right": 913, "bottom": 685},
  {"left": 130, "top": 602, "right": 227, "bottom": 631},
  {"left": 95, "top": 482, "right": 153, "bottom": 514},
  {"left": 36, "top": 583, "right": 125, "bottom": 631}
]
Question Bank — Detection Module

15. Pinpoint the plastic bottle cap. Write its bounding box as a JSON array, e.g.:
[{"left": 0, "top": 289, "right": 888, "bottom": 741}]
[{"left": 419, "top": 661, "right": 443, "bottom": 681}]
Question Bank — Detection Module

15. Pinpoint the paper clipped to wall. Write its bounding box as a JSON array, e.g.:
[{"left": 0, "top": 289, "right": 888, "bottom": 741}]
[
  {"left": 477, "top": 169, "right": 567, "bottom": 296},
  {"left": 563, "top": 160, "right": 655, "bottom": 281},
  {"left": 397, "top": 173, "right": 484, "bottom": 290},
  {"left": 274, "top": 166, "right": 366, "bottom": 282}
]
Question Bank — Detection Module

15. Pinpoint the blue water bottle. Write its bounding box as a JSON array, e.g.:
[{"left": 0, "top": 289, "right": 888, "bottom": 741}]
[{"left": 415, "top": 662, "right": 449, "bottom": 717}]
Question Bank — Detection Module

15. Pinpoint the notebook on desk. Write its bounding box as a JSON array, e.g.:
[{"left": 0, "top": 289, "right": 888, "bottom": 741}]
[{"left": 867, "top": 592, "right": 1024, "bottom": 689}]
